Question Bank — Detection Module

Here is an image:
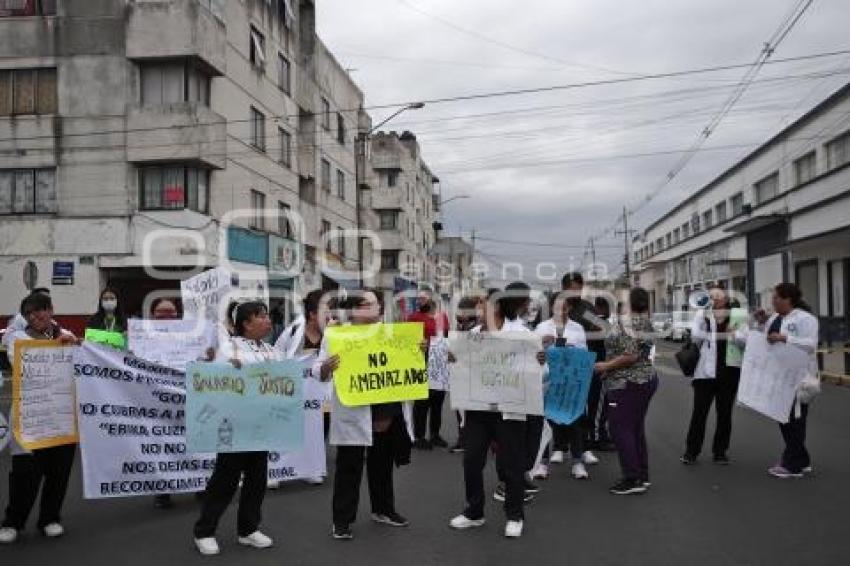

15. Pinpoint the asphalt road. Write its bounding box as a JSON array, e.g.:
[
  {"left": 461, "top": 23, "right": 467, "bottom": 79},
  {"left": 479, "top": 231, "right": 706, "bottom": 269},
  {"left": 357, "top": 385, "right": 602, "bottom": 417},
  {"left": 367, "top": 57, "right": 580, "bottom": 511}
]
[{"left": 1, "top": 343, "right": 849, "bottom": 565}]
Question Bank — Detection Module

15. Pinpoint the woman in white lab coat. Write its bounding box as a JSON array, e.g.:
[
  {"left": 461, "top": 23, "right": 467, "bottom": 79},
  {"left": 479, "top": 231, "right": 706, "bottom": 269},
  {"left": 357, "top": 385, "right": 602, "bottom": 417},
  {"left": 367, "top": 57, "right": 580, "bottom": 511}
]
[{"left": 752, "top": 283, "right": 819, "bottom": 479}]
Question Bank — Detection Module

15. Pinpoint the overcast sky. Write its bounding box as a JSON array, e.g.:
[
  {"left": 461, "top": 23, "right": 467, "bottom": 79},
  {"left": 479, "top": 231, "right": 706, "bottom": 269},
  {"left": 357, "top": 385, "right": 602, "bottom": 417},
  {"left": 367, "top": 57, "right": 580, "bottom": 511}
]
[{"left": 316, "top": 0, "right": 849, "bottom": 286}]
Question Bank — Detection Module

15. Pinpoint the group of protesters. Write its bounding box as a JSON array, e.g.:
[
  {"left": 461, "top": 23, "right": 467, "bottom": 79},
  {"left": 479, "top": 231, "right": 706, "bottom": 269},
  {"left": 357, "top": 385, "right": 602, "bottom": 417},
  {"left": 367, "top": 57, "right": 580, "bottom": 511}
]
[{"left": 0, "top": 272, "right": 820, "bottom": 553}]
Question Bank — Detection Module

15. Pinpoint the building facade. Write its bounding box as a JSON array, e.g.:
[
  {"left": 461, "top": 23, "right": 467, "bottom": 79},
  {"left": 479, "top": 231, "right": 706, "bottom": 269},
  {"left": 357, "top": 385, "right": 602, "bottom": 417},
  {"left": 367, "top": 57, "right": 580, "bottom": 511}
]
[
  {"left": 633, "top": 83, "right": 850, "bottom": 376},
  {"left": 431, "top": 236, "right": 474, "bottom": 301},
  {"left": 0, "top": 0, "right": 371, "bottom": 331}
]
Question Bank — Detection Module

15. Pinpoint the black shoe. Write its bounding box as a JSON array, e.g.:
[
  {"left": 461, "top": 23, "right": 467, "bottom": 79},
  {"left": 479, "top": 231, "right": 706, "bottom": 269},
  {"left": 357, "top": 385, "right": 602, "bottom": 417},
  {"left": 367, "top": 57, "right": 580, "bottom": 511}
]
[
  {"left": 371, "top": 511, "right": 409, "bottom": 527},
  {"left": 680, "top": 453, "right": 698, "bottom": 465},
  {"left": 494, "top": 483, "right": 534, "bottom": 503},
  {"left": 430, "top": 436, "right": 449, "bottom": 448},
  {"left": 332, "top": 524, "right": 353, "bottom": 540},
  {"left": 523, "top": 479, "right": 540, "bottom": 494},
  {"left": 713, "top": 454, "right": 730, "bottom": 465},
  {"left": 609, "top": 479, "right": 648, "bottom": 495},
  {"left": 413, "top": 439, "right": 433, "bottom": 450},
  {"left": 449, "top": 443, "right": 465, "bottom": 453},
  {"left": 154, "top": 494, "right": 173, "bottom": 509}
]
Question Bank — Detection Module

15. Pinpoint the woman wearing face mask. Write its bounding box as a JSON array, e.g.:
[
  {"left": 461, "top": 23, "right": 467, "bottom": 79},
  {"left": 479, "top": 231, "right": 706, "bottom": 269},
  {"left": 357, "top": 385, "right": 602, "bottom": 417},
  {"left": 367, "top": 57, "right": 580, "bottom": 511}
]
[
  {"left": 0, "top": 292, "right": 79, "bottom": 545},
  {"left": 193, "top": 302, "right": 280, "bottom": 556},
  {"left": 86, "top": 288, "right": 128, "bottom": 345},
  {"left": 314, "top": 289, "right": 417, "bottom": 541}
]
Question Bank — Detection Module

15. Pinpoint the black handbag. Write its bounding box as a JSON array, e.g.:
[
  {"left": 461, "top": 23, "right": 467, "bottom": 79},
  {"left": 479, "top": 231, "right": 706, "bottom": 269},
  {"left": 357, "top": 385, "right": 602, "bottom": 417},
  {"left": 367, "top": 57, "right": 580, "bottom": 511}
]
[{"left": 675, "top": 338, "right": 701, "bottom": 377}]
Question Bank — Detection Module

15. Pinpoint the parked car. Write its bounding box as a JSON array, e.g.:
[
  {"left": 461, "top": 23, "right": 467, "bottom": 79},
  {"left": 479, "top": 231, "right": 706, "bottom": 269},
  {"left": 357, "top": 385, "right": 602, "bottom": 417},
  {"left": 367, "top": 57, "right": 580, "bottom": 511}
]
[
  {"left": 671, "top": 310, "right": 693, "bottom": 342},
  {"left": 651, "top": 313, "right": 673, "bottom": 339}
]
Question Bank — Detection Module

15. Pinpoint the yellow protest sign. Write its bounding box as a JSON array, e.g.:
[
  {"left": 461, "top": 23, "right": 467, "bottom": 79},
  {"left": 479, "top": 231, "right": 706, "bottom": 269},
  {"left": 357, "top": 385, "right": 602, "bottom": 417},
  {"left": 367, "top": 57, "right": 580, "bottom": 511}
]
[
  {"left": 13, "top": 340, "right": 79, "bottom": 450},
  {"left": 326, "top": 322, "right": 427, "bottom": 407}
]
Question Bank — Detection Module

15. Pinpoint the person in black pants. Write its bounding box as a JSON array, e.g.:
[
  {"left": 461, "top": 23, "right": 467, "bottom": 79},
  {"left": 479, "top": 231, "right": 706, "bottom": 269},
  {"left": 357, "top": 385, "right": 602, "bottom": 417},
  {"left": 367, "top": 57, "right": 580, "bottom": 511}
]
[
  {"left": 682, "top": 286, "right": 744, "bottom": 465},
  {"left": 412, "top": 389, "right": 447, "bottom": 448},
  {"left": 193, "top": 302, "right": 279, "bottom": 556}
]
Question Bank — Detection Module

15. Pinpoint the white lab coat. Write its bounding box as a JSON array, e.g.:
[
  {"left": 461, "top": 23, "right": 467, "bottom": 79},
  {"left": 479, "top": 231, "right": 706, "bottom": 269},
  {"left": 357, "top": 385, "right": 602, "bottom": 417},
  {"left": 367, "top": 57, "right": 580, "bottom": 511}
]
[
  {"left": 274, "top": 315, "right": 306, "bottom": 360},
  {"left": 216, "top": 335, "right": 284, "bottom": 365},
  {"left": 764, "top": 309, "right": 820, "bottom": 380},
  {"left": 690, "top": 310, "right": 718, "bottom": 379},
  {"left": 534, "top": 318, "right": 588, "bottom": 349},
  {"left": 313, "top": 328, "right": 414, "bottom": 447}
]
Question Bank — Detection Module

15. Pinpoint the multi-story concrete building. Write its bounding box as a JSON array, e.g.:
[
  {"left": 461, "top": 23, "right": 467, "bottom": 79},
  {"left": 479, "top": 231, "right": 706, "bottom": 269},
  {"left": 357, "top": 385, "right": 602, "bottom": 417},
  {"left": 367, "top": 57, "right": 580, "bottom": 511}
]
[
  {"left": 0, "top": 0, "right": 366, "bottom": 331},
  {"left": 632, "top": 82, "right": 850, "bottom": 376},
  {"left": 431, "top": 236, "right": 475, "bottom": 300},
  {"left": 368, "top": 131, "right": 439, "bottom": 299}
]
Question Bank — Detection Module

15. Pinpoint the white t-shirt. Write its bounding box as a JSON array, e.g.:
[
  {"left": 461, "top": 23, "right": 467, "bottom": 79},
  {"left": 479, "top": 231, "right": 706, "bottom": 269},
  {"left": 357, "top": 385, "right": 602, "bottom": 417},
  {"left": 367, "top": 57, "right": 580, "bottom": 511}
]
[{"left": 534, "top": 318, "right": 588, "bottom": 349}]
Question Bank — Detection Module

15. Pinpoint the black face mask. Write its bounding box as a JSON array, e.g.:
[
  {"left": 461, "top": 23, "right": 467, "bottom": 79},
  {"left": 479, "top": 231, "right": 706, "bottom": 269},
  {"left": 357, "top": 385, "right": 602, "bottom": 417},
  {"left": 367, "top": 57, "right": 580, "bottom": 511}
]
[{"left": 419, "top": 303, "right": 432, "bottom": 313}]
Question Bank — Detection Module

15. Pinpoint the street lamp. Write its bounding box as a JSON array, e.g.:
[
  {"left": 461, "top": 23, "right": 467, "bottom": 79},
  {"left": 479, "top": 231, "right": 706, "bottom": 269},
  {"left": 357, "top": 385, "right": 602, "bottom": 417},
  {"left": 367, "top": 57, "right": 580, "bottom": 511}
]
[
  {"left": 356, "top": 102, "right": 426, "bottom": 285},
  {"left": 438, "top": 195, "right": 471, "bottom": 207}
]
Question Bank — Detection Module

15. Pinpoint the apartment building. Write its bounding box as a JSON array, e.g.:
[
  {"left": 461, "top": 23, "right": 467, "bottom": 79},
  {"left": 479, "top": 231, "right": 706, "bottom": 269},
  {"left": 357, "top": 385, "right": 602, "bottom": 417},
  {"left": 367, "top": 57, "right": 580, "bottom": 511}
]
[
  {"left": 368, "top": 131, "right": 439, "bottom": 299},
  {"left": 632, "top": 82, "right": 850, "bottom": 375},
  {"left": 431, "top": 236, "right": 475, "bottom": 301},
  {"left": 0, "top": 0, "right": 366, "bottom": 331}
]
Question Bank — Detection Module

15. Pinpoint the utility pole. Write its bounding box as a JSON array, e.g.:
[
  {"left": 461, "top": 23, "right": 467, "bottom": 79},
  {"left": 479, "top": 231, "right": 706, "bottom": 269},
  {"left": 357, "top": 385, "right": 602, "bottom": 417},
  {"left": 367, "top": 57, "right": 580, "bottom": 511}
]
[
  {"left": 615, "top": 206, "right": 636, "bottom": 283},
  {"left": 589, "top": 237, "right": 597, "bottom": 279}
]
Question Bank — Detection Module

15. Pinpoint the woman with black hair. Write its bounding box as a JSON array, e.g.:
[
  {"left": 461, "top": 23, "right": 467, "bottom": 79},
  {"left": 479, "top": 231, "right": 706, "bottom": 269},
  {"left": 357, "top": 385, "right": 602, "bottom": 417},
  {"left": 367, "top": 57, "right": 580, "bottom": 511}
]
[
  {"left": 193, "top": 301, "right": 279, "bottom": 556},
  {"left": 594, "top": 287, "right": 658, "bottom": 495},
  {"left": 85, "top": 287, "right": 128, "bottom": 349},
  {"left": 752, "top": 283, "right": 819, "bottom": 479},
  {"left": 0, "top": 292, "right": 78, "bottom": 545}
]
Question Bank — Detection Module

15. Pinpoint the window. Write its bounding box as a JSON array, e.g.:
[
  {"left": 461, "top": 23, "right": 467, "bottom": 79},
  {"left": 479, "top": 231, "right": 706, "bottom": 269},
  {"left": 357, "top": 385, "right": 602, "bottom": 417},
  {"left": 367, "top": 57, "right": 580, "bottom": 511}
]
[
  {"left": 321, "top": 159, "right": 331, "bottom": 191},
  {"left": 0, "top": 68, "right": 56, "bottom": 116},
  {"left": 337, "top": 226, "right": 345, "bottom": 257},
  {"left": 277, "top": 53, "right": 291, "bottom": 94},
  {"left": 673, "top": 228, "right": 681, "bottom": 243},
  {"left": 379, "top": 210, "right": 397, "bottom": 229},
  {"left": 715, "top": 201, "right": 727, "bottom": 224},
  {"left": 140, "top": 62, "right": 210, "bottom": 107},
  {"left": 0, "top": 0, "right": 55, "bottom": 16},
  {"left": 381, "top": 250, "right": 398, "bottom": 270},
  {"left": 249, "top": 26, "right": 266, "bottom": 69},
  {"left": 337, "top": 112, "right": 346, "bottom": 145},
  {"left": 250, "top": 190, "right": 265, "bottom": 230},
  {"left": 794, "top": 151, "right": 816, "bottom": 186},
  {"left": 279, "top": 128, "right": 292, "bottom": 167},
  {"left": 0, "top": 169, "right": 56, "bottom": 214},
  {"left": 321, "top": 220, "right": 331, "bottom": 253},
  {"left": 387, "top": 170, "right": 399, "bottom": 187},
  {"left": 826, "top": 130, "right": 850, "bottom": 170},
  {"left": 250, "top": 107, "right": 266, "bottom": 151},
  {"left": 731, "top": 192, "right": 744, "bottom": 216},
  {"left": 702, "top": 210, "right": 713, "bottom": 230},
  {"left": 278, "top": 201, "right": 292, "bottom": 238},
  {"left": 691, "top": 213, "right": 700, "bottom": 234},
  {"left": 754, "top": 172, "right": 778, "bottom": 205},
  {"left": 665, "top": 233, "right": 672, "bottom": 248},
  {"left": 682, "top": 222, "right": 690, "bottom": 239},
  {"left": 655, "top": 237, "right": 663, "bottom": 252},
  {"left": 139, "top": 166, "right": 209, "bottom": 213},
  {"left": 336, "top": 169, "right": 345, "bottom": 200},
  {"left": 321, "top": 97, "right": 330, "bottom": 130}
]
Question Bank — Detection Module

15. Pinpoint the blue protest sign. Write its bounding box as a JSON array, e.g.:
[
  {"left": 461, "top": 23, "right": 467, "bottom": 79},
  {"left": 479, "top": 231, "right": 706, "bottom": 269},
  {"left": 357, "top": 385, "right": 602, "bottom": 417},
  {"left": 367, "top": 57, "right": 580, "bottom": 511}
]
[
  {"left": 186, "top": 360, "right": 304, "bottom": 453},
  {"left": 544, "top": 347, "right": 596, "bottom": 425}
]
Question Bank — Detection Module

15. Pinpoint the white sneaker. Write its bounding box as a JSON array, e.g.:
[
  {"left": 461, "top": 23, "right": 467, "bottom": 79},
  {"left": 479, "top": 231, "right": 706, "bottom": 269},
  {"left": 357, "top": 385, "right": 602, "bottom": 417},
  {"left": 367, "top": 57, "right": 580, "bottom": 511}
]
[
  {"left": 449, "top": 514, "right": 486, "bottom": 529},
  {"left": 267, "top": 480, "right": 282, "bottom": 490},
  {"left": 0, "top": 527, "right": 18, "bottom": 544},
  {"left": 581, "top": 451, "right": 599, "bottom": 465},
  {"left": 194, "top": 537, "right": 221, "bottom": 556},
  {"left": 550, "top": 451, "right": 565, "bottom": 464},
  {"left": 237, "top": 531, "right": 273, "bottom": 549},
  {"left": 571, "top": 462, "right": 589, "bottom": 480},
  {"left": 43, "top": 523, "right": 64, "bottom": 538},
  {"left": 504, "top": 520, "right": 524, "bottom": 538},
  {"left": 531, "top": 463, "right": 549, "bottom": 480}
]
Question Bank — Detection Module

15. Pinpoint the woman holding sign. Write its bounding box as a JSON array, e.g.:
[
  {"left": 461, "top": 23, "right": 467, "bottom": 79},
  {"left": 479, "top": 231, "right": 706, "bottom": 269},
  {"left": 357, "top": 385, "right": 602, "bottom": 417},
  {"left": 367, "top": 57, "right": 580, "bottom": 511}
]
[
  {"left": 1, "top": 292, "right": 78, "bottom": 545},
  {"left": 193, "top": 301, "right": 279, "bottom": 556},
  {"left": 85, "top": 287, "right": 128, "bottom": 349},
  {"left": 315, "top": 289, "right": 417, "bottom": 541},
  {"left": 753, "top": 283, "right": 819, "bottom": 479}
]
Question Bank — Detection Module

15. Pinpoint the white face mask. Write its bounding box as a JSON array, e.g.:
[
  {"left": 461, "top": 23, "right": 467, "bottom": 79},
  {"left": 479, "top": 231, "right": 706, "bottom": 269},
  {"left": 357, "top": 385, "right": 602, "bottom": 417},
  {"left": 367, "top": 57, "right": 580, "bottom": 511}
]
[{"left": 102, "top": 299, "right": 118, "bottom": 312}]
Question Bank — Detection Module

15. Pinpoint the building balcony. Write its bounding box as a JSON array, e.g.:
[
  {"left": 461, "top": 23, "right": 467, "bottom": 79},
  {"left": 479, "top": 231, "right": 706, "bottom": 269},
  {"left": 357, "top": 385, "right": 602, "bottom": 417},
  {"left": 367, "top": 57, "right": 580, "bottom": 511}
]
[
  {"left": 126, "top": 0, "right": 226, "bottom": 76},
  {"left": 126, "top": 103, "right": 226, "bottom": 169},
  {"left": 371, "top": 188, "right": 404, "bottom": 210}
]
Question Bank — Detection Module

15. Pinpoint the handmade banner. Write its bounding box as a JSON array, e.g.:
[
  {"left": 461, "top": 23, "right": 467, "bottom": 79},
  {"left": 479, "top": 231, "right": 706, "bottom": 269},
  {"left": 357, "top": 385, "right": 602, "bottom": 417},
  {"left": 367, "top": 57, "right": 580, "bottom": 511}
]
[
  {"left": 448, "top": 331, "right": 544, "bottom": 415},
  {"left": 268, "top": 376, "right": 327, "bottom": 482},
  {"left": 544, "top": 346, "right": 596, "bottom": 425},
  {"left": 127, "top": 319, "right": 214, "bottom": 372},
  {"left": 326, "top": 322, "right": 427, "bottom": 406},
  {"left": 75, "top": 342, "right": 215, "bottom": 498},
  {"left": 738, "top": 333, "right": 809, "bottom": 423},
  {"left": 84, "top": 328, "right": 127, "bottom": 350},
  {"left": 186, "top": 360, "right": 304, "bottom": 453},
  {"left": 181, "top": 267, "right": 234, "bottom": 321},
  {"left": 427, "top": 337, "right": 451, "bottom": 392},
  {"left": 12, "top": 340, "right": 78, "bottom": 450}
]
